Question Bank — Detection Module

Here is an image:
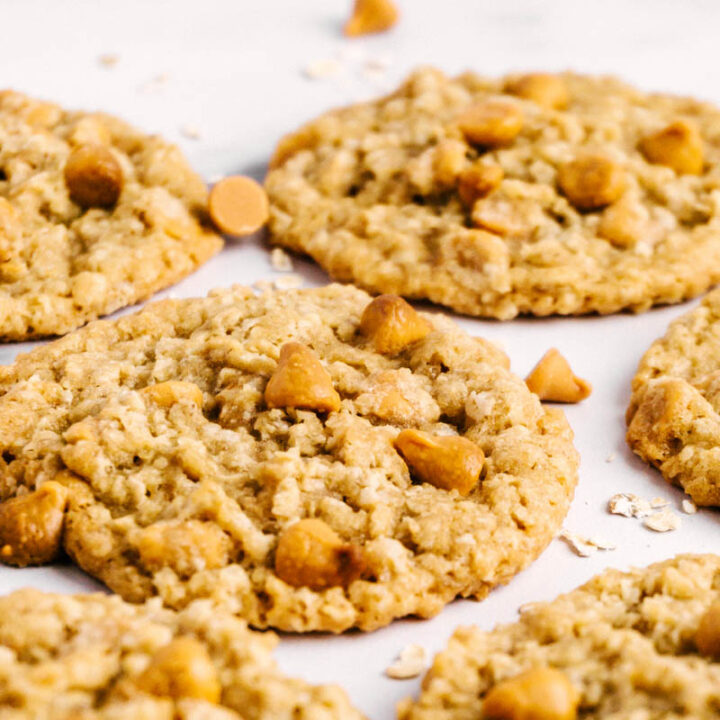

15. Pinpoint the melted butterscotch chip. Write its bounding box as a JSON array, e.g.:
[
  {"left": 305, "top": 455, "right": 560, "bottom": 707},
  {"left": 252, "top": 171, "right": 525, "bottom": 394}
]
[
  {"left": 557, "top": 154, "right": 625, "bottom": 210},
  {"left": 639, "top": 120, "right": 704, "bottom": 175},
  {"left": 457, "top": 100, "right": 523, "bottom": 147},
  {"left": 457, "top": 163, "right": 504, "bottom": 207},
  {"left": 696, "top": 602, "right": 720, "bottom": 658},
  {"left": 275, "top": 518, "right": 365, "bottom": 590},
  {"left": 359, "top": 294, "right": 431, "bottom": 354},
  {"left": 265, "top": 341, "right": 341, "bottom": 412},
  {"left": 64, "top": 143, "right": 123, "bottom": 208}
]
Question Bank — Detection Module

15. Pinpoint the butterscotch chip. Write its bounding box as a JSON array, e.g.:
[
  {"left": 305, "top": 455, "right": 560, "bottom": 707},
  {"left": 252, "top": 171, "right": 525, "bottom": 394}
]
[
  {"left": 639, "top": 120, "right": 704, "bottom": 175},
  {"left": 400, "top": 556, "right": 720, "bottom": 720},
  {"left": 208, "top": 175, "right": 269, "bottom": 236},
  {"left": 0, "top": 481, "right": 68, "bottom": 567},
  {"left": 0, "top": 285, "right": 578, "bottom": 633},
  {"left": 483, "top": 667, "right": 579, "bottom": 720},
  {"left": 359, "top": 294, "right": 431, "bottom": 353},
  {"left": 627, "top": 287, "right": 720, "bottom": 507},
  {"left": 267, "top": 69, "right": 720, "bottom": 319},
  {"left": 394, "top": 430, "right": 484, "bottom": 496},
  {"left": 64, "top": 143, "right": 123, "bottom": 208},
  {"left": 696, "top": 602, "right": 720, "bottom": 657},
  {"left": 275, "top": 518, "right": 365, "bottom": 590},
  {"left": 457, "top": 100, "right": 524, "bottom": 147},
  {"left": 0, "top": 589, "right": 362, "bottom": 718},
  {"left": 505, "top": 73, "right": 569, "bottom": 109},
  {"left": 344, "top": 0, "right": 399, "bottom": 36},
  {"left": 557, "top": 154, "right": 625, "bottom": 210},
  {"left": 265, "top": 341, "right": 341, "bottom": 412},
  {"left": 0, "top": 90, "right": 222, "bottom": 341},
  {"left": 525, "top": 349, "right": 591, "bottom": 403}
]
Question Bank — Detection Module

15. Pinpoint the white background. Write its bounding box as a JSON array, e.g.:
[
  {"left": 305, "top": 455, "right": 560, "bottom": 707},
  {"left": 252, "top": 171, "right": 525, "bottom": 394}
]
[{"left": 2, "top": 1, "right": 720, "bottom": 718}]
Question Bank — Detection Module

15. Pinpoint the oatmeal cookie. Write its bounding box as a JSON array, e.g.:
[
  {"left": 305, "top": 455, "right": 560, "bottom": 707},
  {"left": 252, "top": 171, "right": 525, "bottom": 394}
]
[
  {"left": 627, "top": 287, "right": 720, "bottom": 507},
  {"left": 0, "top": 90, "right": 222, "bottom": 341},
  {"left": 266, "top": 68, "right": 720, "bottom": 319},
  {"left": 0, "top": 588, "right": 362, "bottom": 719},
  {"left": 0, "top": 284, "right": 577, "bottom": 632},
  {"left": 399, "top": 554, "right": 720, "bottom": 720}
]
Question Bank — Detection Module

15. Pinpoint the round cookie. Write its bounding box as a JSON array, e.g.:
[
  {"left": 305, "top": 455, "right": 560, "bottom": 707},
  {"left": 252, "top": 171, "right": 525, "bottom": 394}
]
[
  {"left": 0, "top": 90, "right": 222, "bottom": 341},
  {"left": 627, "top": 287, "right": 720, "bottom": 507},
  {"left": 0, "top": 588, "right": 362, "bottom": 719},
  {"left": 0, "top": 284, "right": 578, "bottom": 633},
  {"left": 399, "top": 554, "right": 720, "bottom": 720},
  {"left": 266, "top": 68, "right": 720, "bottom": 319}
]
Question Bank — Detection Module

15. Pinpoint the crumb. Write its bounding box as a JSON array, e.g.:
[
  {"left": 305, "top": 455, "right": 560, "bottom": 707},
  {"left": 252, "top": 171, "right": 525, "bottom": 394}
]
[
  {"left": 608, "top": 493, "right": 653, "bottom": 518},
  {"left": 682, "top": 499, "right": 698, "bottom": 514},
  {"left": 273, "top": 274, "right": 303, "bottom": 290},
  {"left": 303, "top": 59, "right": 344, "bottom": 80},
  {"left": 386, "top": 644, "right": 427, "bottom": 680},
  {"left": 270, "top": 248, "right": 294, "bottom": 272},
  {"left": 605, "top": 452, "right": 616, "bottom": 463},
  {"left": 97, "top": 54, "right": 119, "bottom": 68},
  {"left": 643, "top": 508, "right": 682, "bottom": 533},
  {"left": 138, "top": 73, "right": 170, "bottom": 94},
  {"left": 180, "top": 124, "right": 201, "bottom": 141},
  {"left": 559, "top": 529, "right": 615, "bottom": 557}
]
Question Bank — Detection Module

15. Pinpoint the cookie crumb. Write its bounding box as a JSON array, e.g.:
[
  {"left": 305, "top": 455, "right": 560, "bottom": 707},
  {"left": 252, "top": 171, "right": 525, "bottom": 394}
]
[
  {"left": 386, "top": 644, "right": 427, "bottom": 679},
  {"left": 273, "top": 274, "right": 303, "bottom": 290},
  {"left": 682, "top": 499, "right": 698, "bottom": 514},
  {"left": 608, "top": 493, "right": 653, "bottom": 518},
  {"left": 303, "top": 59, "right": 344, "bottom": 80},
  {"left": 180, "top": 124, "right": 201, "bottom": 141},
  {"left": 138, "top": 73, "right": 170, "bottom": 94},
  {"left": 559, "top": 529, "right": 615, "bottom": 557},
  {"left": 605, "top": 452, "right": 616, "bottom": 463},
  {"left": 270, "top": 247, "right": 294, "bottom": 272},
  {"left": 643, "top": 508, "right": 681, "bottom": 532},
  {"left": 97, "top": 53, "right": 119, "bottom": 68}
]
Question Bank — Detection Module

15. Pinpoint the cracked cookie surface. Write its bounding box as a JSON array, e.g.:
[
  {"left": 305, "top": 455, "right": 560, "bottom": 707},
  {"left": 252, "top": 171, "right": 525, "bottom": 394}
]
[
  {"left": 399, "top": 554, "right": 720, "bottom": 720},
  {"left": 627, "top": 288, "right": 720, "bottom": 507},
  {"left": 0, "top": 588, "right": 362, "bottom": 719},
  {"left": 0, "top": 90, "right": 222, "bottom": 341},
  {"left": 266, "top": 68, "right": 720, "bottom": 319},
  {"left": 0, "top": 284, "right": 577, "bottom": 632}
]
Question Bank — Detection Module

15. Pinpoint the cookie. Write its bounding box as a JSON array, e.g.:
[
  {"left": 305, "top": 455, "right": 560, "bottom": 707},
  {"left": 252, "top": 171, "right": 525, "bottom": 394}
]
[
  {"left": 0, "top": 90, "right": 222, "bottom": 341},
  {"left": 627, "top": 287, "right": 720, "bottom": 507},
  {"left": 0, "top": 284, "right": 577, "bottom": 633},
  {"left": 0, "top": 588, "right": 362, "bottom": 719},
  {"left": 266, "top": 68, "right": 720, "bottom": 319},
  {"left": 399, "top": 554, "right": 720, "bottom": 720}
]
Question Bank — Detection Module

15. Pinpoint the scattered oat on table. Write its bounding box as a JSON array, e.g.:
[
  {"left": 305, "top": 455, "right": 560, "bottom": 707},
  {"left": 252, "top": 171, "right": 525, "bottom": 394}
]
[
  {"left": 180, "top": 123, "right": 202, "bottom": 140},
  {"left": 137, "top": 72, "right": 169, "bottom": 94},
  {"left": 270, "top": 247, "right": 294, "bottom": 272},
  {"left": 559, "top": 529, "right": 616, "bottom": 557},
  {"left": 682, "top": 499, "right": 698, "bottom": 514},
  {"left": 386, "top": 644, "right": 427, "bottom": 680},
  {"left": 303, "top": 59, "right": 345, "bottom": 80},
  {"left": 605, "top": 452, "right": 616, "bottom": 463},
  {"left": 608, "top": 493, "right": 654, "bottom": 518},
  {"left": 97, "top": 53, "right": 119, "bottom": 68},
  {"left": 643, "top": 507, "right": 682, "bottom": 532}
]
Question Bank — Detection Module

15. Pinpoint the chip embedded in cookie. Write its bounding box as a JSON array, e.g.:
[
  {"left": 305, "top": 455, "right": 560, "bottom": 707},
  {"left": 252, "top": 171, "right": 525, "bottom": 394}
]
[
  {"left": 0, "top": 284, "right": 577, "bottom": 632},
  {"left": 627, "top": 287, "right": 720, "bottom": 507},
  {"left": 0, "top": 589, "right": 363, "bottom": 718},
  {"left": 0, "top": 90, "right": 222, "bottom": 341},
  {"left": 266, "top": 68, "right": 720, "bottom": 319},
  {"left": 399, "top": 554, "right": 720, "bottom": 720}
]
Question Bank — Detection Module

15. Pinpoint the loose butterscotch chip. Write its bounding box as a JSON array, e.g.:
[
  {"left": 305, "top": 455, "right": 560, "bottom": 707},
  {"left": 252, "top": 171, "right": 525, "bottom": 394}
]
[
  {"left": 457, "top": 100, "right": 523, "bottom": 148},
  {"left": 208, "top": 176, "right": 269, "bottom": 236},
  {"left": 359, "top": 294, "right": 431, "bottom": 354},
  {"left": 394, "top": 429, "right": 484, "bottom": 496},
  {"left": 696, "top": 602, "right": 720, "bottom": 657},
  {"left": 0, "top": 481, "right": 68, "bottom": 567},
  {"left": 64, "top": 143, "right": 123, "bottom": 208},
  {"left": 136, "top": 636, "right": 221, "bottom": 703},
  {"left": 141, "top": 381, "right": 203, "bottom": 409},
  {"left": 457, "top": 163, "right": 504, "bottom": 207},
  {"left": 557, "top": 154, "right": 625, "bottom": 210},
  {"left": 344, "top": 0, "right": 399, "bottom": 36},
  {"left": 639, "top": 120, "right": 704, "bottom": 175},
  {"left": 265, "top": 341, "right": 341, "bottom": 412},
  {"left": 505, "top": 74, "right": 569, "bottom": 110},
  {"left": 275, "top": 518, "right": 365, "bottom": 590},
  {"left": 483, "top": 667, "right": 580, "bottom": 720},
  {"left": 525, "top": 349, "right": 591, "bottom": 403}
]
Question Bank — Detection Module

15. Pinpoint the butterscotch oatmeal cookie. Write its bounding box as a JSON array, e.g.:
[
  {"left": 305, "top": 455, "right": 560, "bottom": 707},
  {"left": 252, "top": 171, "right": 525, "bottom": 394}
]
[
  {"left": 0, "top": 90, "right": 222, "bottom": 340},
  {"left": 266, "top": 68, "right": 720, "bottom": 318},
  {"left": 0, "top": 284, "right": 577, "bottom": 632},
  {"left": 627, "top": 287, "right": 720, "bottom": 507},
  {"left": 399, "top": 555, "right": 720, "bottom": 720},
  {"left": 0, "top": 589, "right": 362, "bottom": 719}
]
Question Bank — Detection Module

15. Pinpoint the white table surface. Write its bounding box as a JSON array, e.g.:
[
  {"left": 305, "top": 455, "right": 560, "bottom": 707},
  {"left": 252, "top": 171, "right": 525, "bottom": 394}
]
[{"left": 2, "top": 1, "right": 720, "bottom": 718}]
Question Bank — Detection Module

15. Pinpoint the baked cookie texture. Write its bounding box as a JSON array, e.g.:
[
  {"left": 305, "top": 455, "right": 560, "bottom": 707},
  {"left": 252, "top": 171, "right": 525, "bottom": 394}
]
[
  {"left": 0, "top": 588, "right": 363, "bottom": 719},
  {"left": 0, "top": 90, "right": 222, "bottom": 341},
  {"left": 627, "top": 288, "right": 720, "bottom": 507},
  {"left": 0, "top": 284, "right": 577, "bottom": 633},
  {"left": 266, "top": 68, "right": 720, "bottom": 319},
  {"left": 399, "top": 554, "right": 720, "bottom": 720}
]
